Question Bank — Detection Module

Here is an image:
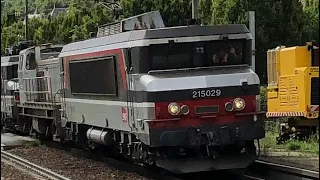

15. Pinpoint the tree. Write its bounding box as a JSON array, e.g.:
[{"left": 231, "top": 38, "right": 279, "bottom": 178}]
[
  {"left": 1, "top": 21, "right": 24, "bottom": 53},
  {"left": 34, "top": 0, "right": 67, "bottom": 14},
  {"left": 300, "top": 0, "right": 319, "bottom": 42},
  {"left": 202, "top": 0, "right": 309, "bottom": 84},
  {"left": 1, "top": 0, "right": 318, "bottom": 82},
  {"left": 198, "top": 0, "right": 213, "bottom": 24},
  {"left": 120, "top": 0, "right": 191, "bottom": 26}
]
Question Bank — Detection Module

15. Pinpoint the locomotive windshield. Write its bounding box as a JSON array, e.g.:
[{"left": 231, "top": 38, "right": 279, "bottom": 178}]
[{"left": 150, "top": 39, "right": 246, "bottom": 71}]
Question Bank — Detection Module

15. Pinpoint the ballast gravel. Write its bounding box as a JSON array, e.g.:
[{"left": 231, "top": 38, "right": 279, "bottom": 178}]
[
  {"left": 7, "top": 145, "right": 151, "bottom": 180},
  {"left": 1, "top": 161, "right": 38, "bottom": 180}
]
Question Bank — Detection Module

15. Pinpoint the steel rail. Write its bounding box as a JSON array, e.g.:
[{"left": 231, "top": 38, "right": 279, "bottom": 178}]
[
  {"left": 42, "top": 141, "right": 182, "bottom": 180},
  {"left": 253, "top": 160, "right": 319, "bottom": 180},
  {"left": 1, "top": 150, "right": 70, "bottom": 180}
]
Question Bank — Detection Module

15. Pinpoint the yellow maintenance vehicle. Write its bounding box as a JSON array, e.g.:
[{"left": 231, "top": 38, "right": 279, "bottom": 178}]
[{"left": 266, "top": 41, "right": 319, "bottom": 143}]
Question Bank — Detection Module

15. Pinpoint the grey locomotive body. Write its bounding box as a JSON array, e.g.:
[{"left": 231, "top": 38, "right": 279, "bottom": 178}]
[
  {"left": 1, "top": 55, "right": 19, "bottom": 125},
  {"left": 1, "top": 41, "right": 35, "bottom": 129},
  {"left": 2, "top": 12, "right": 265, "bottom": 174}
]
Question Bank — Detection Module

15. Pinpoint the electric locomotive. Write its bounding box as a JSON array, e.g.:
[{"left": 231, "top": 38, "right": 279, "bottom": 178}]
[{"left": 3, "top": 11, "right": 265, "bottom": 174}]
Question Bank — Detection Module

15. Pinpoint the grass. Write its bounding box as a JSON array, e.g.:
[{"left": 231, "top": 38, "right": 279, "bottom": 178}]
[
  {"left": 260, "top": 131, "right": 319, "bottom": 154},
  {"left": 259, "top": 86, "right": 319, "bottom": 156},
  {"left": 22, "top": 140, "right": 41, "bottom": 147},
  {"left": 259, "top": 121, "right": 319, "bottom": 155}
]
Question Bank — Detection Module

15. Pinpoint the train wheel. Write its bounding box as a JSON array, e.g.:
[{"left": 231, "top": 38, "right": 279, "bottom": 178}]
[
  {"left": 277, "top": 117, "right": 319, "bottom": 144},
  {"left": 35, "top": 132, "right": 47, "bottom": 143}
]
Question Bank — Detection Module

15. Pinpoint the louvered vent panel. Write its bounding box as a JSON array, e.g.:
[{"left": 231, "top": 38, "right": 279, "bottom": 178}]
[{"left": 97, "top": 22, "right": 121, "bottom": 37}]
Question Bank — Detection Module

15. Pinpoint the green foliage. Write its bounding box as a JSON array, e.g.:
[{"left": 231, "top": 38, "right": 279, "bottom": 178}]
[
  {"left": 211, "top": 0, "right": 238, "bottom": 25},
  {"left": 121, "top": 0, "right": 191, "bottom": 27},
  {"left": 260, "top": 131, "right": 319, "bottom": 155},
  {"left": 287, "top": 141, "right": 301, "bottom": 151},
  {"left": 34, "top": 0, "right": 67, "bottom": 14},
  {"left": 300, "top": 0, "right": 319, "bottom": 42},
  {"left": 1, "top": 0, "right": 319, "bottom": 156},
  {"left": 1, "top": 21, "right": 24, "bottom": 52},
  {"left": 1, "top": 0, "right": 319, "bottom": 83},
  {"left": 260, "top": 86, "right": 267, "bottom": 111},
  {"left": 23, "top": 140, "right": 41, "bottom": 147},
  {"left": 198, "top": 0, "right": 212, "bottom": 24},
  {"left": 1, "top": 0, "right": 113, "bottom": 51},
  {"left": 260, "top": 85, "right": 319, "bottom": 155}
]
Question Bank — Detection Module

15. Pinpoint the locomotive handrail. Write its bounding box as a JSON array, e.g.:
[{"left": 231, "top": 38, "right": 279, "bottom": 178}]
[
  {"left": 10, "top": 78, "right": 19, "bottom": 82},
  {"left": 23, "top": 76, "right": 51, "bottom": 80},
  {"left": 22, "top": 76, "right": 54, "bottom": 103},
  {"left": 1, "top": 79, "right": 6, "bottom": 96},
  {"left": 22, "top": 91, "right": 51, "bottom": 93},
  {"left": 1, "top": 79, "right": 6, "bottom": 110},
  {"left": 52, "top": 89, "right": 61, "bottom": 108}
]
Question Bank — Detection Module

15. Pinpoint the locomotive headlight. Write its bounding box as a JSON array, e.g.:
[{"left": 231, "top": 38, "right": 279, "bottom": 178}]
[
  {"left": 233, "top": 98, "right": 245, "bottom": 110},
  {"left": 168, "top": 102, "right": 181, "bottom": 115}
]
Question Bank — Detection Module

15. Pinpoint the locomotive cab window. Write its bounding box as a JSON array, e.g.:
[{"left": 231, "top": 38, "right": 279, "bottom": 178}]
[
  {"left": 206, "top": 40, "right": 245, "bottom": 65},
  {"left": 149, "top": 39, "right": 247, "bottom": 71},
  {"left": 25, "top": 52, "right": 36, "bottom": 70},
  {"left": 150, "top": 43, "right": 193, "bottom": 70}
]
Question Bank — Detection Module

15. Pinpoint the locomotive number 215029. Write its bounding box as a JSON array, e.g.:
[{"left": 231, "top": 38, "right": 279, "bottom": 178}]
[{"left": 192, "top": 89, "right": 221, "bottom": 98}]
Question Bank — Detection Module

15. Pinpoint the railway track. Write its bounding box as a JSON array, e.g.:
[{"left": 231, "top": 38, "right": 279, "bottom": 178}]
[
  {"left": 177, "top": 159, "right": 319, "bottom": 180},
  {"left": 245, "top": 160, "right": 319, "bottom": 180},
  {"left": 1, "top": 135, "right": 318, "bottom": 180},
  {"left": 41, "top": 141, "right": 182, "bottom": 180},
  {"left": 1, "top": 150, "right": 70, "bottom": 180}
]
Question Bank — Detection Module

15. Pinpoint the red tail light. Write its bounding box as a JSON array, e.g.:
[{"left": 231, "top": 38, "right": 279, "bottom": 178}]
[{"left": 14, "top": 92, "right": 20, "bottom": 101}]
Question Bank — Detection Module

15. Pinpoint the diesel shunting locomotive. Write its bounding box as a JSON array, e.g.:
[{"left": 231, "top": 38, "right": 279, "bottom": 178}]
[
  {"left": 266, "top": 42, "right": 319, "bottom": 143},
  {"left": 1, "top": 41, "right": 35, "bottom": 128},
  {"left": 1, "top": 11, "right": 265, "bottom": 173}
]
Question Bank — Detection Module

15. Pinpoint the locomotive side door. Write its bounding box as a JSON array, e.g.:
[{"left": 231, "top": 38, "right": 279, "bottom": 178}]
[
  {"left": 125, "top": 49, "right": 137, "bottom": 131},
  {"left": 18, "top": 48, "right": 37, "bottom": 104}
]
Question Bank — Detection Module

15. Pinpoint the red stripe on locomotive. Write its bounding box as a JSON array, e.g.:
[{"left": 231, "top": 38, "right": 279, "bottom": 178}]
[
  {"left": 148, "top": 95, "right": 257, "bottom": 129},
  {"left": 64, "top": 48, "right": 127, "bottom": 89}
]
